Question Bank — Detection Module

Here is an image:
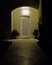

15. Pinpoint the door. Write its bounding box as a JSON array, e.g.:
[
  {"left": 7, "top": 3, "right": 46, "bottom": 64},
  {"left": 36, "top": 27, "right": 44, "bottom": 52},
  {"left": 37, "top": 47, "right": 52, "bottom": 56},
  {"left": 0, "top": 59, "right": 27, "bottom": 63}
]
[{"left": 20, "top": 16, "right": 30, "bottom": 38}]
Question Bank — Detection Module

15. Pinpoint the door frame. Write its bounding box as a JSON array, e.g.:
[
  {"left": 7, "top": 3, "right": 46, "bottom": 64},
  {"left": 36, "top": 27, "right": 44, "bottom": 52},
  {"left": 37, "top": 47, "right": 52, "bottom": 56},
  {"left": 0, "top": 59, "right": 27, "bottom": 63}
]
[{"left": 20, "top": 16, "right": 31, "bottom": 38}]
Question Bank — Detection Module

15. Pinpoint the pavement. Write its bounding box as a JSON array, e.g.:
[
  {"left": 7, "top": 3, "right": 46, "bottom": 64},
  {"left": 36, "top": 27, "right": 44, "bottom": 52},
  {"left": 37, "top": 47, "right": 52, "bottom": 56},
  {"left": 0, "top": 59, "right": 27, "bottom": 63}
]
[{"left": 0, "top": 39, "right": 48, "bottom": 65}]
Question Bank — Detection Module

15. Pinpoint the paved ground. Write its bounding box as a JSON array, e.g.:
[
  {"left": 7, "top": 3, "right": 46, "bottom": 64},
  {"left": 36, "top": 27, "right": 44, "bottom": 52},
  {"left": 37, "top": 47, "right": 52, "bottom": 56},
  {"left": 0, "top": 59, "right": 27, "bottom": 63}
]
[{"left": 0, "top": 39, "right": 47, "bottom": 65}]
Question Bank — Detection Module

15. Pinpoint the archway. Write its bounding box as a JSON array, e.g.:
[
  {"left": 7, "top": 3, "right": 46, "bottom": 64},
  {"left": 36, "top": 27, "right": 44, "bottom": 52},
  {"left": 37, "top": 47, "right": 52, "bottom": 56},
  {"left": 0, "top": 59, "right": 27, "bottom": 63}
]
[
  {"left": 0, "top": 0, "right": 40, "bottom": 39},
  {"left": 11, "top": 6, "right": 39, "bottom": 39}
]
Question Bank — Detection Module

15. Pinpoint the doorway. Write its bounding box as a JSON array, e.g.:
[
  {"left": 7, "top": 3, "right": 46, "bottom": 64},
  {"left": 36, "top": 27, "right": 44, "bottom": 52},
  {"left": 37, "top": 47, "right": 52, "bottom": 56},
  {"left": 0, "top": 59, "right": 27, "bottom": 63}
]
[
  {"left": 11, "top": 6, "right": 39, "bottom": 39},
  {"left": 20, "top": 16, "right": 30, "bottom": 38}
]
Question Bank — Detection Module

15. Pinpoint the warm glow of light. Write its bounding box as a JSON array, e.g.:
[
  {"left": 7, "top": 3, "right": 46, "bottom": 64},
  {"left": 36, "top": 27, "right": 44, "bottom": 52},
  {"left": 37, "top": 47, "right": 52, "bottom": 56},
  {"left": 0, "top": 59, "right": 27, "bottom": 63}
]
[{"left": 21, "top": 7, "right": 30, "bottom": 15}]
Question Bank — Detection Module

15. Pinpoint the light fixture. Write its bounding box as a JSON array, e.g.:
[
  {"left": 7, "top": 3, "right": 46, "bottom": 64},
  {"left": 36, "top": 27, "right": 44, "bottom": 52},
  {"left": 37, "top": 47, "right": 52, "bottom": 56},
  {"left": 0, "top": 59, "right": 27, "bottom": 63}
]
[{"left": 21, "top": 6, "right": 30, "bottom": 16}]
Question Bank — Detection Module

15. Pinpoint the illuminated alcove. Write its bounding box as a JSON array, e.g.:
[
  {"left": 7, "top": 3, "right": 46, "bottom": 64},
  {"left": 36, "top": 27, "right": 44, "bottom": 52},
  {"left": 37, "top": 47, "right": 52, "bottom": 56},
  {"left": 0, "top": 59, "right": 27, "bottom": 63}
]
[{"left": 11, "top": 6, "right": 39, "bottom": 39}]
